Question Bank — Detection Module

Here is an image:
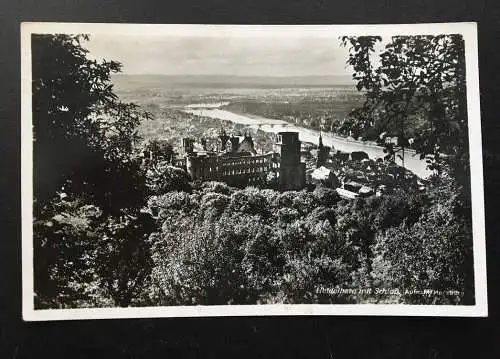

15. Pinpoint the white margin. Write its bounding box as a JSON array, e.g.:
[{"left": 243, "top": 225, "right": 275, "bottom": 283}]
[{"left": 21, "top": 22, "right": 487, "bottom": 321}]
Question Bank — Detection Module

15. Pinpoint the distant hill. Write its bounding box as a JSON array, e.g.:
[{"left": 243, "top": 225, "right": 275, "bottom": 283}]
[{"left": 112, "top": 74, "right": 355, "bottom": 88}]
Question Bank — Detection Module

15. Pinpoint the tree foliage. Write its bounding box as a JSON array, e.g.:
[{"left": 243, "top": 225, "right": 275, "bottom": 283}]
[
  {"left": 94, "top": 211, "right": 156, "bottom": 307},
  {"left": 33, "top": 34, "right": 154, "bottom": 308},
  {"left": 34, "top": 198, "right": 103, "bottom": 308},
  {"left": 34, "top": 197, "right": 155, "bottom": 308},
  {"left": 341, "top": 35, "right": 469, "bottom": 182},
  {"left": 32, "top": 34, "right": 152, "bottom": 215},
  {"left": 146, "top": 162, "right": 191, "bottom": 195},
  {"left": 143, "top": 139, "right": 174, "bottom": 164},
  {"left": 372, "top": 175, "right": 474, "bottom": 304},
  {"left": 144, "top": 177, "right": 472, "bottom": 305}
]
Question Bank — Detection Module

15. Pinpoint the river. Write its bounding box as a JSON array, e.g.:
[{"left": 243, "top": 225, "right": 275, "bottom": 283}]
[{"left": 183, "top": 104, "right": 432, "bottom": 179}]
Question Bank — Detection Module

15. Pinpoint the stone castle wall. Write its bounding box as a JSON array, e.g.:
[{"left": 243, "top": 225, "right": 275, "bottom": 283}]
[{"left": 185, "top": 153, "right": 278, "bottom": 184}]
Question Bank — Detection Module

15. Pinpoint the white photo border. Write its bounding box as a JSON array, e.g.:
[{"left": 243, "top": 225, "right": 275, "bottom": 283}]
[{"left": 21, "top": 22, "right": 487, "bottom": 321}]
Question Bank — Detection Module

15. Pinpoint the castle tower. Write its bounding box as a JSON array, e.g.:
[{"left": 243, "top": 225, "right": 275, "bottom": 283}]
[
  {"left": 276, "top": 132, "right": 306, "bottom": 190},
  {"left": 230, "top": 135, "right": 240, "bottom": 153},
  {"left": 185, "top": 155, "right": 200, "bottom": 180},
  {"left": 181, "top": 137, "right": 194, "bottom": 155},
  {"left": 219, "top": 126, "right": 229, "bottom": 152},
  {"left": 200, "top": 138, "right": 208, "bottom": 151}
]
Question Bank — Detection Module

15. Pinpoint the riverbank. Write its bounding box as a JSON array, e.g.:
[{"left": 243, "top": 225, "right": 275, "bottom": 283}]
[{"left": 221, "top": 105, "right": 386, "bottom": 148}]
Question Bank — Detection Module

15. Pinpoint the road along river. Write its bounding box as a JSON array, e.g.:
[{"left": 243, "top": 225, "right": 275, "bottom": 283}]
[{"left": 183, "top": 105, "right": 432, "bottom": 179}]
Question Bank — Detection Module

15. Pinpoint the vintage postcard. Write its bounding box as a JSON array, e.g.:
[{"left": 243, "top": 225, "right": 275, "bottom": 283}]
[{"left": 21, "top": 22, "right": 487, "bottom": 320}]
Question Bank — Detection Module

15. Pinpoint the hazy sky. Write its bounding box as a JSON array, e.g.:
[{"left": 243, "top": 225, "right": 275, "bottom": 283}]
[{"left": 85, "top": 34, "right": 353, "bottom": 77}]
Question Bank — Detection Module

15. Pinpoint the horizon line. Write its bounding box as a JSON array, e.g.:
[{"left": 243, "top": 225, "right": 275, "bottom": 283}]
[{"left": 113, "top": 73, "right": 353, "bottom": 77}]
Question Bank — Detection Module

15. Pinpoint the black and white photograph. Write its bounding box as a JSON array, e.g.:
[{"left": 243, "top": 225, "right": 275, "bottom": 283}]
[{"left": 21, "top": 23, "right": 487, "bottom": 320}]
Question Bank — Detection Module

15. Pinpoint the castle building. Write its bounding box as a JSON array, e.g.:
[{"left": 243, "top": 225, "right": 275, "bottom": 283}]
[{"left": 175, "top": 129, "right": 306, "bottom": 190}]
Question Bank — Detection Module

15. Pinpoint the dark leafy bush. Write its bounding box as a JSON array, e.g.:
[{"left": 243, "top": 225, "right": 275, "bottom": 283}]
[
  {"left": 33, "top": 34, "right": 155, "bottom": 308},
  {"left": 371, "top": 174, "right": 474, "bottom": 304},
  {"left": 143, "top": 166, "right": 473, "bottom": 306},
  {"left": 146, "top": 162, "right": 191, "bottom": 195}
]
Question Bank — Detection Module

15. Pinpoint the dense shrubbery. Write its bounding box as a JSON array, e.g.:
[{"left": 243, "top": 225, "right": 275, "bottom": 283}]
[
  {"left": 372, "top": 171, "right": 474, "bottom": 304},
  {"left": 142, "top": 167, "right": 473, "bottom": 305},
  {"left": 147, "top": 185, "right": 349, "bottom": 304},
  {"left": 34, "top": 195, "right": 155, "bottom": 308},
  {"left": 38, "top": 166, "right": 473, "bottom": 307},
  {"left": 146, "top": 163, "right": 192, "bottom": 195}
]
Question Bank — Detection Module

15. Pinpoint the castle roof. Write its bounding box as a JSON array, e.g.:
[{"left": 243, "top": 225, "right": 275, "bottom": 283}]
[{"left": 237, "top": 135, "right": 256, "bottom": 154}]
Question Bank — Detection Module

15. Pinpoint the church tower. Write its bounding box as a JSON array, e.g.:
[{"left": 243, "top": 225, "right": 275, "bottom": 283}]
[{"left": 316, "top": 132, "right": 329, "bottom": 168}]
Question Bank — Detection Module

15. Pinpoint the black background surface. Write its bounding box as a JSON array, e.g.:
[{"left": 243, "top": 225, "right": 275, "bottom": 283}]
[{"left": 1, "top": 0, "right": 500, "bottom": 357}]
